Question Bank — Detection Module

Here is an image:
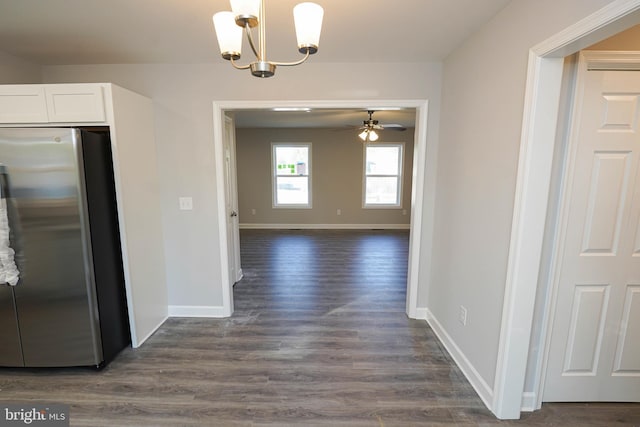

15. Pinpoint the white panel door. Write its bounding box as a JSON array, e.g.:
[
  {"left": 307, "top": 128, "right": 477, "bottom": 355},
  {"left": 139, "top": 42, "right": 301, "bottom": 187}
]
[{"left": 544, "top": 55, "right": 640, "bottom": 402}]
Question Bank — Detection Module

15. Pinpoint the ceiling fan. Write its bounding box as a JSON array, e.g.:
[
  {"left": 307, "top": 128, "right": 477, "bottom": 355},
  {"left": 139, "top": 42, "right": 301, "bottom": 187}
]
[{"left": 357, "top": 110, "right": 406, "bottom": 142}]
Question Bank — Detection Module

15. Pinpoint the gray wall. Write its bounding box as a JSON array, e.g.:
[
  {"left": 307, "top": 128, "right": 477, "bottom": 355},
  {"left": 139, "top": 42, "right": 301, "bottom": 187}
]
[
  {"left": 431, "top": 0, "right": 619, "bottom": 392},
  {"left": 40, "top": 61, "right": 442, "bottom": 310},
  {"left": 236, "top": 127, "right": 414, "bottom": 227},
  {"left": 0, "top": 51, "right": 41, "bottom": 84}
]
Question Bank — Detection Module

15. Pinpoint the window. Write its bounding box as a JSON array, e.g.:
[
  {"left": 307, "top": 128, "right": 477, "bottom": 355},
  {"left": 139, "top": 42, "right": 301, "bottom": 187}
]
[
  {"left": 272, "top": 143, "right": 311, "bottom": 207},
  {"left": 364, "top": 143, "right": 403, "bottom": 207}
]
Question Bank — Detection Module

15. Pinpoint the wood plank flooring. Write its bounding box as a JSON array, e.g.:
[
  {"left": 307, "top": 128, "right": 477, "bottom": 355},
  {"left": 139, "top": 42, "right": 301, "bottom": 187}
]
[{"left": 1, "top": 229, "right": 639, "bottom": 426}]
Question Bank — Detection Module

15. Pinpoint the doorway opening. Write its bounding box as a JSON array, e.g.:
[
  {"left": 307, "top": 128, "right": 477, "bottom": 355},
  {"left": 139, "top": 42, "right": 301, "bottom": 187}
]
[
  {"left": 212, "top": 100, "right": 432, "bottom": 321},
  {"left": 493, "top": 2, "right": 640, "bottom": 420}
]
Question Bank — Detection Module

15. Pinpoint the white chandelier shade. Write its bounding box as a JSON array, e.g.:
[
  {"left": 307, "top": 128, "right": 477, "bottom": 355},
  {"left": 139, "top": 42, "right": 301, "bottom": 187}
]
[
  {"left": 212, "top": 11, "right": 243, "bottom": 59},
  {"left": 212, "top": 0, "right": 324, "bottom": 78},
  {"left": 293, "top": 2, "right": 324, "bottom": 53},
  {"left": 359, "top": 129, "right": 379, "bottom": 142}
]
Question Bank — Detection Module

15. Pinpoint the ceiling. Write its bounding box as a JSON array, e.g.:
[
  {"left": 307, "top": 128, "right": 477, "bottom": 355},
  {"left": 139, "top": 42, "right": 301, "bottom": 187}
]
[
  {"left": 0, "top": 0, "right": 511, "bottom": 129},
  {"left": 233, "top": 108, "right": 417, "bottom": 129},
  {"left": 0, "top": 0, "right": 511, "bottom": 65}
]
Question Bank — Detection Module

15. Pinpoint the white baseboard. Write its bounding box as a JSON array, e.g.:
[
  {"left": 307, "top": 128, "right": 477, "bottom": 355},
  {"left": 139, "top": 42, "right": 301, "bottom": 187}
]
[
  {"left": 168, "top": 305, "right": 230, "bottom": 317},
  {"left": 240, "top": 223, "right": 410, "bottom": 230},
  {"left": 425, "top": 309, "right": 494, "bottom": 410}
]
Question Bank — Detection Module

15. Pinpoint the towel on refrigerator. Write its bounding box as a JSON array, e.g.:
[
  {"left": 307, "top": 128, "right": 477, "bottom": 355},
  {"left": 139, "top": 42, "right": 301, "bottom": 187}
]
[{"left": 0, "top": 182, "right": 19, "bottom": 286}]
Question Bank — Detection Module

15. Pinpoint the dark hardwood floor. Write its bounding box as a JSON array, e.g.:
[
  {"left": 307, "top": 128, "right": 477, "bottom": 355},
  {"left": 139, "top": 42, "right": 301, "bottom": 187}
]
[{"left": 1, "top": 229, "right": 639, "bottom": 426}]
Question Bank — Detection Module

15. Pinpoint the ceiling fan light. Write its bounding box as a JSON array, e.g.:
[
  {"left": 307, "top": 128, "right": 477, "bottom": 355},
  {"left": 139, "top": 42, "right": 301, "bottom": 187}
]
[
  {"left": 358, "top": 130, "right": 368, "bottom": 141},
  {"left": 293, "top": 2, "right": 324, "bottom": 54},
  {"left": 368, "top": 130, "right": 379, "bottom": 142},
  {"left": 213, "top": 11, "right": 243, "bottom": 60},
  {"left": 230, "top": 0, "right": 261, "bottom": 26}
]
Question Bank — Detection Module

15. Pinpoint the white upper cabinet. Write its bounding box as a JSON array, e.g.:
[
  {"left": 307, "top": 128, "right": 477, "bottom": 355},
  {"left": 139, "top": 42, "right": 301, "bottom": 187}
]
[
  {"left": 45, "top": 84, "right": 106, "bottom": 122},
  {"left": 0, "top": 85, "right": 48, "bottom": 123},
  {"left": 0, "top": 84, "right": 106, "bottom": 124}
]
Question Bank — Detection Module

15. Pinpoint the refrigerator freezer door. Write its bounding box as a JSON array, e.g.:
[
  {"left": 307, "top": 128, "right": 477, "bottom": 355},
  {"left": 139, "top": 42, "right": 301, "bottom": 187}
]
[
  {"left": 0, "top": 128, "right": 102, "bottom": 367},
  {"left": 0, "top": 285, "right": 23, "bottom": 366}
]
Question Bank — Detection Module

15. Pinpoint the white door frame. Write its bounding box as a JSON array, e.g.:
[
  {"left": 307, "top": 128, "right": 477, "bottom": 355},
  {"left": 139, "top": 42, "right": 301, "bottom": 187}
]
[
  {"left": 493, "top": 0, "right": 640, "bottom": 420},
  {"left": 212, "top": 99, "right": 431, "bottom": 319}
]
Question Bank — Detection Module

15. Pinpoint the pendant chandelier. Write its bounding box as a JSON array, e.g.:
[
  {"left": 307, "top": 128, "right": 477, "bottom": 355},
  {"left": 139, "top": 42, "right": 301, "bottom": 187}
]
[{"left": 213, "top": 0, "right": 324, "bottom": 78}]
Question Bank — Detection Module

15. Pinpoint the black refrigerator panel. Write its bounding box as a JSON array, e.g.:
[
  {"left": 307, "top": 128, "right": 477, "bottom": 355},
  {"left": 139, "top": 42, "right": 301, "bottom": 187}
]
[{"left": 80, "top": 129, "right": 130, "bottom": 365}]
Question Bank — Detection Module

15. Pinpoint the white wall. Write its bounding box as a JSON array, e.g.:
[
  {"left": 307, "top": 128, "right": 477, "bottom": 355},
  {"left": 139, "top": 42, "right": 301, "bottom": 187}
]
[
  {"left": 430, "top": 0, "right": 617, "bottom": 394},
  {"left": 42, "top": 62, "right": 442, "bottom": 309},
  {"left": 0, "top": 51, "right": 41, "bottom": 84}
]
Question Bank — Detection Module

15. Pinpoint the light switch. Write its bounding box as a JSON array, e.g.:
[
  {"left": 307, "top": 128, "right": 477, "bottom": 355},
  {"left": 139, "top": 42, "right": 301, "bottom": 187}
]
[{"left": 179, "top": 197, "right": 193, "bottom": 210}]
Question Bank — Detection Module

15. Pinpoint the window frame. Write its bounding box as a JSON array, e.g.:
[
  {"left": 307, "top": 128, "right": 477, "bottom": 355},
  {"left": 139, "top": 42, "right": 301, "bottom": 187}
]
[
  {"left": 271, "top": 142, "right": 312, "bottom": 209},
  {"left": 362, "top": 142, "right": 404, "bottom": 208}
]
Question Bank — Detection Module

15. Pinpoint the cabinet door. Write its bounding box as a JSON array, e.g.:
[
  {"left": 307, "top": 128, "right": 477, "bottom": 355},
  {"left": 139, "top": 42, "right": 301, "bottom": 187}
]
[
  {"left": 45, "top": 84, "right": 106, "bottom": 122},
  {"left": 0, "top": 86, "right": 48, "bottom": 123}
]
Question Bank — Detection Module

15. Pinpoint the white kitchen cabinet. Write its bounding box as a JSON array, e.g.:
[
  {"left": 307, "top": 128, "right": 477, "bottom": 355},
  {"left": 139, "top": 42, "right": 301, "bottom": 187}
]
[
  {"left": 0, "top": 83, "right": 168, "bottom": 348},
  {"left": 0, "top": 83, "right": 105, "bottom": 123},
  {"left": 45, "top": 84, "right": 106, "bottom": 122},
  {"left": 0, "top": 85, "right": 48, "bottom": 123}
]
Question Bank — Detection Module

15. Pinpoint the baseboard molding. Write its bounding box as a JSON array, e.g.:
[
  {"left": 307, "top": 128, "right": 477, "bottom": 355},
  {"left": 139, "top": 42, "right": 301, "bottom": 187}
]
[
  {"left": 168, "top": 305, "right": 230, "bottom": 318},
  {"left": 425, "top": 309, "right": 494, "bottom": 411},
  {"left": 520, "top": 392, "right": 537, "bottom": 412},
  {"left": 240, "top": 223, "right": 411, "bottom": 230}
]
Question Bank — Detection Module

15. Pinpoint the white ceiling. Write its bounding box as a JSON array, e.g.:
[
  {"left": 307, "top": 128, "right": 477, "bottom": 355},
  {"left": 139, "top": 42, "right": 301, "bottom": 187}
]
[
  {"left": 233, "top": 108, "right": 417, "bottom": 129},
  {"left": 0, "top": 0, "right": 511, "bottom": 128},
  {"left": 0, "top": 0, "right": 511, "bottom": 65}
]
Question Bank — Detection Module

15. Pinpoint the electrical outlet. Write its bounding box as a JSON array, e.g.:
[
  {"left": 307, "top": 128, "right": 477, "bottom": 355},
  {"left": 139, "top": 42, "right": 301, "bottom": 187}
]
[
  {"left": 402, "top": 209, "right": 407, "bottom": 216},
  {"left": 251, "top": 208, "right": 256, "bottom": 215},
  {"left": 459, "top": 305, "right": 468, "bottom": 326},
  {"left": 179, "top": 197, "right": 193, "bottom": 211},
  {"left": 337, "top": 209, "right": 341, "bottom": 216}
]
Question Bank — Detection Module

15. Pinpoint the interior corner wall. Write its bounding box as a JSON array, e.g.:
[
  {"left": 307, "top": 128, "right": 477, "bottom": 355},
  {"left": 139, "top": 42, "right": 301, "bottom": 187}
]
[
  {"left": 235, "top": 127, "right": 414, "bottom": 227},
  {"left": 0, "top": 51, "right": 42, "bottom": 84},
  {"left": 587, "top": 23, "right": 640, "bottom": 50},
  {"left": 41, "top": 61, "right": 441, "bottom": 311},
  {"left": 429, "top": 0, "right": 617, "bottom": 394}
]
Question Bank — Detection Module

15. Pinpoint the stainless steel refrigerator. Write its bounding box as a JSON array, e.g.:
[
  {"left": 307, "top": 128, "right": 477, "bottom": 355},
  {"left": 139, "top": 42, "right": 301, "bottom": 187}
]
[{"left": 0, "top": 128, "right": 130, "bottom": 368}]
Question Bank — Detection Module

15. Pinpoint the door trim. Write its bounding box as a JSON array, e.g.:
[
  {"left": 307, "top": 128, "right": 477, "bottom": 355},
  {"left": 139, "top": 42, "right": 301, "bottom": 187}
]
[
  {"left": 212, "top": 99, "right": 431, "bottom": 320},
  {"left": 493, "top": 0, "right": 640, "bottom": 419}
]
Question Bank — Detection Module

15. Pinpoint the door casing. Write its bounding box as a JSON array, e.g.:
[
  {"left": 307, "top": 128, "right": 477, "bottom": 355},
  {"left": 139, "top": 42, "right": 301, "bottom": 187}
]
[
  {"left": 495, "top": 1, "right": 640, "bottom": 420},
  {"left": 212, "top": 99, "right": 431, "bottom": 320}
]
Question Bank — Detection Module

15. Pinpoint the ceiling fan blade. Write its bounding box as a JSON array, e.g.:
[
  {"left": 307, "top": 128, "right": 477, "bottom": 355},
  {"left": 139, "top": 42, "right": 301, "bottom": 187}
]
[{"left": 380, "top": 124, "right": 407, "bottom": 131}]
